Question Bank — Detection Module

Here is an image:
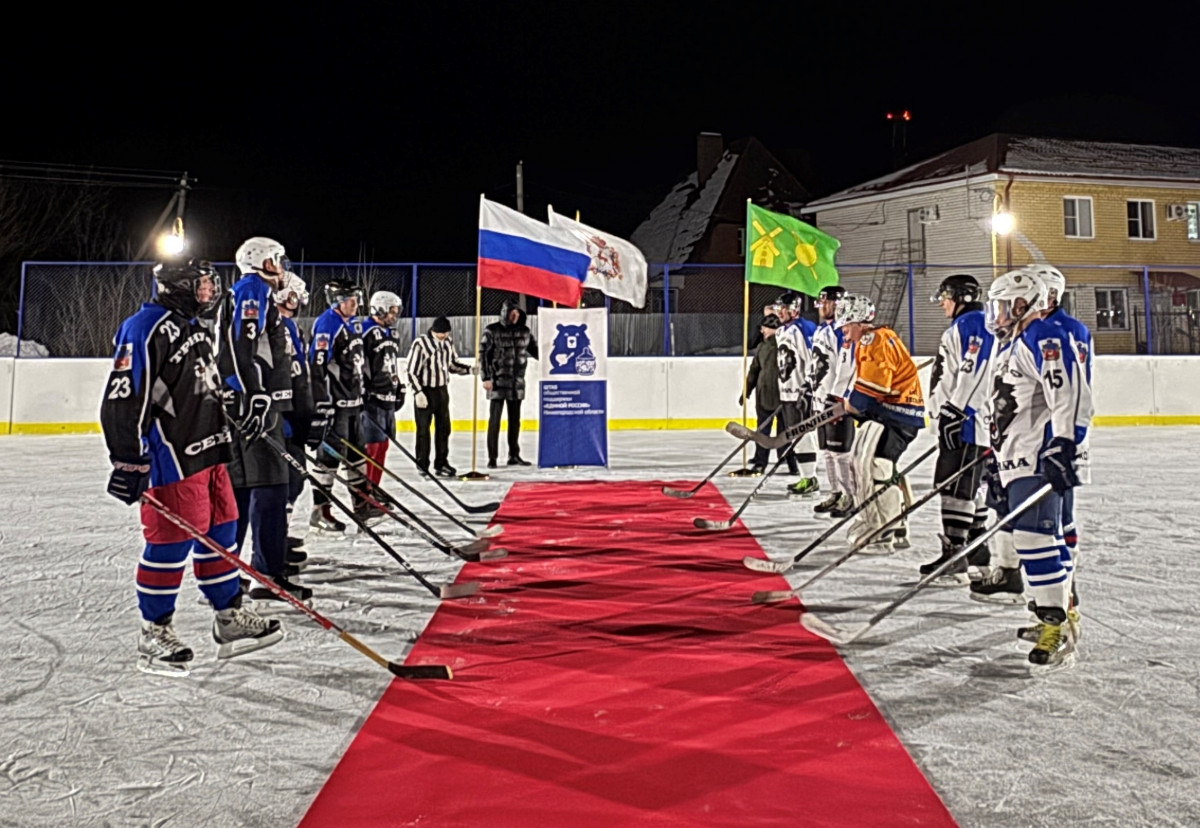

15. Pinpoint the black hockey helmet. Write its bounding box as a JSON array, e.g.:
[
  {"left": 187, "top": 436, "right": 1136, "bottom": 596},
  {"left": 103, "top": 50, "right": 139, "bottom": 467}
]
[
  {"left": 773, "top": 290, "right": 802, "bottom": 312},
  {"left": 324, "top": 279, "right": 364, "bottom": 309},
  {"left": 153, "top": 258, "right": 220, "bottom": 316},
  {"left": 817, "top": 285, "right": 845, "bottom": 303},
  {"left": 931, "top": 273, "right": 980, "bottom": 304}
]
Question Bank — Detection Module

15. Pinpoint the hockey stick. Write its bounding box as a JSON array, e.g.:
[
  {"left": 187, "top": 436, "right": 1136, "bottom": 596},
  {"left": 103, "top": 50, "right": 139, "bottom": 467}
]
[
  {"left": 742, "top": 444, "right": 939, "bottom": 574},
  {"left": 725, "top": 401, "right": 844, "bottom": 452},
  {"left": 336, "top": 437, "right": 502, "bottom": 540},
  {"left": 140, "top": 493, "right": 453, "bottom": 680},
  {"left": 800, "top": 483, "right": 1053, "bottom": 645},
  {"left": 229, "top": 414, "right": 479, "bottom": 600},
  {"left": 694, "top": 406, "right": 843, "bottom": 531},
  {"left": 661, "top": 404, "right": 785, "bottom": 499},
  {"left": 752, "top": 449, "right": 993, "bottom": 604},
  {"left": 313, "top": 445, "right": 506, "bottom": 563},
  {"left": 368, "top": 413, "right": 499, "bottom": 514}
]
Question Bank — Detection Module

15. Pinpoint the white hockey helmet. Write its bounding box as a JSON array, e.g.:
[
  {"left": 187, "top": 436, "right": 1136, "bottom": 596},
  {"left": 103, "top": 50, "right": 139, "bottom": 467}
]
[
  {"left": 235, "top": 236, "right": 287, "bottom": 276},
  {"left": 1024, "top": 264, "right": 1067, "bottom": 304},
  {"left": 833, "top": 294, "right": 876, "bottom": 329},
  {"left": 986, "top": 268, "right": 1048, "bottom": 339},
  {"left": 272, "top": 272, "right": 309, "bottom": 308},
  {"left": 370, "top": 290, "right": 402, "bottom": 318}
]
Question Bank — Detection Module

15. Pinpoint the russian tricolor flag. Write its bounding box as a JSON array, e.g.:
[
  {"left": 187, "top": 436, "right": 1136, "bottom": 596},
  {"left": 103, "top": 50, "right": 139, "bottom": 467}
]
[{"left": 478, "top": 196, "right": 591, "bottom": 307}]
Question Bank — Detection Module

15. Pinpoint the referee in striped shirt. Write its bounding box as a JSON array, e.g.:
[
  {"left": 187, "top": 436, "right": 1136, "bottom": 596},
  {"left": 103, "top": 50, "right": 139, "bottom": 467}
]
[{"left": 406, "top": 316, "right": 473, "bottom": 476}]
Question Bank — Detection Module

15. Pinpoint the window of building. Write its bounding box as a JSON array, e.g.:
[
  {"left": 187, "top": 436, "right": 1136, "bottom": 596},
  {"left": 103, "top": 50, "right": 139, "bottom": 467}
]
[
  {"left": 1095, "top": 288, "right": 1129, "bottom": 330},
  {"left": 1127, "top": 200, "right": 1155, "bottom": 240},
  {"left": 1187, "top": 203, "right": 1200, "bottom": 241},
  {"left": 1063, "top": 197, "right": 1094, "bottom": 238}
]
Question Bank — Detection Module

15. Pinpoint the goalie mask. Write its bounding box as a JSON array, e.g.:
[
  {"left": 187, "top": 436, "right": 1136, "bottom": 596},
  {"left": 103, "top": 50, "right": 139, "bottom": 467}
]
[{"left": 833, "top": 294, "right": 876, "bottom": 329}]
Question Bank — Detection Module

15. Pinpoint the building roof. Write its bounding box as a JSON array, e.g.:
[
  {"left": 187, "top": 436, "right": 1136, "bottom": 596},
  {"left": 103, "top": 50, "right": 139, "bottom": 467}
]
[
  {"left": 631, "top": 137, "right": 808, "bottom": 264},
  {"left": 809, "top": 134, "right": 1200, "bottom": 208}
]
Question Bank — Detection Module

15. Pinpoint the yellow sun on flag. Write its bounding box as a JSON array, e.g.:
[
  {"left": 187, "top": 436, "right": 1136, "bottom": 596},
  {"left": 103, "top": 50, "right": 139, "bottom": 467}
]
[{"left": 787, "top": 234, "right": 820, "bottom": 281}]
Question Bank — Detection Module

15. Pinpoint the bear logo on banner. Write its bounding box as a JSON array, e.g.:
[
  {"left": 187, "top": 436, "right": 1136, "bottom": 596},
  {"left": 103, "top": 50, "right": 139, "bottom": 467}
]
[{"left": 550, "top": 323, "right": 595, "bottom": 375}]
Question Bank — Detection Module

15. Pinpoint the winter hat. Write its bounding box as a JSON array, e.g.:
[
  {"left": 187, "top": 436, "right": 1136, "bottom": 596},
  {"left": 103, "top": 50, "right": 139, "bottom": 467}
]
[
  {"left": 431, "top": 316, "right": 452, "bottom": 333},
  {"left": 761, "top": 314, "right": 782, "bottom": 329}
]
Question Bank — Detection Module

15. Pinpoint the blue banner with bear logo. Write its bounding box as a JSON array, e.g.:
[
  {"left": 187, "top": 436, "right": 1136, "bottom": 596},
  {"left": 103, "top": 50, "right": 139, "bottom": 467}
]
[{"left": 537, "top": 307, "right": 608, "bottom": 467}]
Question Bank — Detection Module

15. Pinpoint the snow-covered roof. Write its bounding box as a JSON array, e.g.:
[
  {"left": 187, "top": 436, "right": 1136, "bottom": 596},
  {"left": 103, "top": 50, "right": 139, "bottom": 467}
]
[
  {"left": 809, "top": 134, "right": 1200, "bottom": 208},
  {"left": 630, "top": 150, "right": 738, "bottom": 264}
]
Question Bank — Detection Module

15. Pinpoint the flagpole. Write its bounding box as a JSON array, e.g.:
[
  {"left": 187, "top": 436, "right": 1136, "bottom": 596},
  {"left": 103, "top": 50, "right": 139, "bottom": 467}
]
[
  {"left": 730, "top": 200, "right": 756, "bottom": 477},
  {"left": 462, "top": 196, "right": 489, "bottom": 482}
]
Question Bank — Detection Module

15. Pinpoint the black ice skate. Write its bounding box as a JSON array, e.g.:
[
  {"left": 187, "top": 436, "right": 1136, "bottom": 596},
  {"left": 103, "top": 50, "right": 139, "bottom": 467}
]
[
  {"left": 922, "top": 536, "right": 970, "bottom": 586},
  {"left": 310, "top": 504, "right": 346, "bottom": 533},
  {"left": 248, "top": 575, "right": 313, "bottom": 604},
  {"left": 137, "top": 614, "right": 195, "bottom": 677},
  {"left": 827, "top": 494, "right": 855, "bottom": 519},
  {"left": 969, "top": 566, "right": 1025, "bottom": 605},
  {"left": 813, "top": 492, "right": 842, "bottom": 515},
  {"left": 213, "top": 594, "right": 285, "bottom": 659}
]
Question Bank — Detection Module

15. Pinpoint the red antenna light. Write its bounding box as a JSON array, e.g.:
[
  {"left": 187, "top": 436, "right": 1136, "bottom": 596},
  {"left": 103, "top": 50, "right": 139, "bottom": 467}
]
[
  {"left": 903, "top": 110, "right": 911, "bottom": 121},
  {"left": 886, "top": 112, "right": 894, "bottom": 120}
]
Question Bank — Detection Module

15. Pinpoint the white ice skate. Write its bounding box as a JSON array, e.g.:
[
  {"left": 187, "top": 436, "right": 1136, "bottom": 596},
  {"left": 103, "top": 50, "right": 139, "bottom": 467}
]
[
  {"left": 137, "top": 615, "right": 195, "bottom": 677},
  {"left": 213, "top": 597, "right": 285, "bottom": 659}
]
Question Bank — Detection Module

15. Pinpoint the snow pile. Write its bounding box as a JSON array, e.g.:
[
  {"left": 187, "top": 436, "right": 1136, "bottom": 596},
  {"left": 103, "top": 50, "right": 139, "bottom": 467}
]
[{"left": 0, "top": 333, "right": 49, "bottom": 357}]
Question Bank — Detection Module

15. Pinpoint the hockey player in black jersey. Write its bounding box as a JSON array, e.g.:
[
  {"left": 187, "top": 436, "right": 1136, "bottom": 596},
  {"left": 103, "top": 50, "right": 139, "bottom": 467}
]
[
  {"left": 101, "top": 257, "right": 283, "bottom": 676},
  {"left": 359, "top": 290, "right": 406, "bottom": 486},
  {"left": 218, "top": 237, "right": 310, "bottom": 601},
  {"left": 309, "top": 279, "right": 375, "bottom": 529},
  {"left": 274, "top": 272, "right": 315, "bottom": 563}
]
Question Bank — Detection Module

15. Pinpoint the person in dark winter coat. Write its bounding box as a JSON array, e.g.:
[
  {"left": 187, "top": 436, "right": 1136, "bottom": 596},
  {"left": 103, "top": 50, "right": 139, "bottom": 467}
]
[
  {"left": 480, "top": 296, "right": 539, "bottom": 468},
  {"left": 742, "top": 314, "right": 797, "bottom": 474}
]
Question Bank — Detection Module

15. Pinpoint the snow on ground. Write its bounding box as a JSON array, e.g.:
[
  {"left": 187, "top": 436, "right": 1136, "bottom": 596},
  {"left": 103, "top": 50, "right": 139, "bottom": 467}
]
[{"left": 1, "top": 428, "right": 1198, "bottom": 827}]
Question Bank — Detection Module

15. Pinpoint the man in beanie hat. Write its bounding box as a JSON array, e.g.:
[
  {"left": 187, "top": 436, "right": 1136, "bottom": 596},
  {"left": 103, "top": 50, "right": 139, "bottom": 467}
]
[
  {"left": 742, "top": 314, "right": 796, "bottom": 475},
  {"left": 406, "top": 316, "right": 473, "bottom": 476}
]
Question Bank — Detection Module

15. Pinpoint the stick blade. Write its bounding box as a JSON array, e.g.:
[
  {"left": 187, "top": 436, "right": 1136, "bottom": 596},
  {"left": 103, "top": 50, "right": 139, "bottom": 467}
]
[
  {"left": 693, "top": 517, "right": 734, "bottom": 531},
  {"left": 742, "top": 556, "right": 789, "bottom": 574},
  {"left": 439, "top": 581, "right": 482, "bottom": 599},
  {"left": 466, "top": 502, "right": 500, "bottom": 514},
  {"left": 801, "top": 613, "right": 870, "bottom": 645},
  {"left": 478, "top": 524, "right": 504, "bottom": 538},
  {"left": 388, "top": 663, "right": 453, "bottom": 680},
  {"left": 661, "top": 485, "right": 697, "bottom": 499},
  {"left": 724, "top": 421, "right": 755, "bottom": 440},
  {"left": 751, "top": 590, "right": 798, "bottom": 605},
  {"left": 459, "top": 537, "right": 490, "bottom": 555},
  {"left": 477, "top": 548, "right": 508, "bottom": 562}
]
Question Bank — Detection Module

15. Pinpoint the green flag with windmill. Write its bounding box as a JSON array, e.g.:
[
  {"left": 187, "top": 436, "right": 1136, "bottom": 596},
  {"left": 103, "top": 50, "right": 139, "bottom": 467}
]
[{"left": 744, "top": 202, "right": 840, "bottom": 296}]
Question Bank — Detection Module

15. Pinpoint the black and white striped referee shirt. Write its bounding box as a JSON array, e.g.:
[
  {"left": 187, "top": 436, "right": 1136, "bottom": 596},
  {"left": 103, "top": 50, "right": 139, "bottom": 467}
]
[{"left": 406, "top": 331, "right": 471, "bottom": 391}]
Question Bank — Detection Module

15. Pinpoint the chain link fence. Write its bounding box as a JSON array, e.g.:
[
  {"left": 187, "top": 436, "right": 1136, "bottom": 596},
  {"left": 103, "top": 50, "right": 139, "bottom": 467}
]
[{"left": 14, "top": 260, "right": 1199, "bottom": 358}]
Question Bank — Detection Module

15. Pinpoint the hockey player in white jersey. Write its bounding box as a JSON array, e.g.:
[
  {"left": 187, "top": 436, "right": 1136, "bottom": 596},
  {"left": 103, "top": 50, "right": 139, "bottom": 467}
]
[
  {"left": 771, "top": 291, "right": 820, "bottom": 497},
  {"left": 807, "top": 285, "right": 855, "bottom": 515},
  {"left": 920, "top": 274, "right": 996, "bottom": 585},
  {"left": 986, "top": 269, "right": 1093, "bottom": 666}
]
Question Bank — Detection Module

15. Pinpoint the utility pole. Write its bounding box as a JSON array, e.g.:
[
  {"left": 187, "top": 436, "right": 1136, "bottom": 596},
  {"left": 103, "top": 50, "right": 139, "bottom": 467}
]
[{"left": 515, "top": 160, "right": 526, "bottom": 310}]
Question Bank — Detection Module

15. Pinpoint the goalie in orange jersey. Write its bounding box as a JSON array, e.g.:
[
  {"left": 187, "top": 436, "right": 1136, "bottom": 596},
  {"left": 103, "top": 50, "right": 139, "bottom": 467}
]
[{"left": 834, "top": 295, "right": 926, "bottom": 554}]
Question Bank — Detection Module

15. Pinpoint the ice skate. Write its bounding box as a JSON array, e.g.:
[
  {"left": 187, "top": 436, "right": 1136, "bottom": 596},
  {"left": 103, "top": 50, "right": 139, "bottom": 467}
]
[
  {"left": 891, "top": 523, "right": 911, "bottom": 550},
  {"left": 137, "top": 615, "right": 194, "bottom": 677},
  {"left": 787, "top": 477, "right": 820, "bottom": 499},
  {"left": 1018, "top": 608, "right": 1081, "bottom": 644},
  {"left": 827, "top": 493, "right": 855, "bottom": 519},
  {"left": 286, "top": 537, "right": 308, "bottom": 569},
  {"left": 813, "top": 492, "right": 842, "bottom": 514},
  {"left": 921, "top": 536, "right": 970, "bottom": 585},
  {"left": 969, "top": 566, "right": 1025, "bottom": 605},
  {"left": 213, "top": 595, "right": 285, "bottom": 659},
  {"left": 310, "top": 504, "right": 346, "bottom": 533},
  {"left": 1026, "top": 613, "right": 1076, "bottom": 668},
  {"left": 248, "top": 575, "right": 313, "bottom": 604}
]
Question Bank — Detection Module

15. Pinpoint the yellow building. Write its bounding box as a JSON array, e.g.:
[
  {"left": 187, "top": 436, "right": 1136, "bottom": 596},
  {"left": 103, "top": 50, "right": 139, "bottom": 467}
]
[{"left": 805, "top": 134, "right": 1200, "bottom": 355}]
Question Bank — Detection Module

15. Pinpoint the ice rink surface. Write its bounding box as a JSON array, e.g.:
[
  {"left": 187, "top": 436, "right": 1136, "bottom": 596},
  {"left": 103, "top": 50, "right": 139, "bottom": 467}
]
[{"left": 2, "top": 427, "right": 1198, "bottom": 827}]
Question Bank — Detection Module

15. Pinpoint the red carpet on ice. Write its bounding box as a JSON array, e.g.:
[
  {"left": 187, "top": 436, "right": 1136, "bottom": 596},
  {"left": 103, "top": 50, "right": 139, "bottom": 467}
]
[{"left": 301, "top": 481, "right": 957, "bottom": 827}]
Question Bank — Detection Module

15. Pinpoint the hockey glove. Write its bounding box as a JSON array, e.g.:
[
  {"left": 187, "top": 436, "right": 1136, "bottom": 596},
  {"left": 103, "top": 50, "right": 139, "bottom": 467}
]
[
  {"left": 107, "top": 457, "right": 151, "bottom": 505},
  {"left": 1039, "top": 436, "right": 1080, "bottom": 493},
  {"left": 982, "top": 453, "right": 1006, "bottom": 508},
  {"left": 396, "top": 385, "right": 406, "bottom": 409},
  {"left": 307, "top": 401, "right": 334, "bottom": 449},
  {"left": 238, "top": 393, "right": 273, "bottom": 442},
  {"left": 937, "top": 404, "right": 967, "bottom": 453},
  {"left": 414, "top": 390, "right": 429, "bottom": 409},
  {"left": 825, "top": 394, "right": 844, "bottom": 423}
]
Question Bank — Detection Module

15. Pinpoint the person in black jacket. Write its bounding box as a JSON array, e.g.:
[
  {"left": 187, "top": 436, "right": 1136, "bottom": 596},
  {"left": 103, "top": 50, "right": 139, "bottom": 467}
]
[
  {"left": 742, "top": 314, "right": 797, "bottom": 475},
  {"left": 480, "top": 296, "right": 539, "bottom": 468}
]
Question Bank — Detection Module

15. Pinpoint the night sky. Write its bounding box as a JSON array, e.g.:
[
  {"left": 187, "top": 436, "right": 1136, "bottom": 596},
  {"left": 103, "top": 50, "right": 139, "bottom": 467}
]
[{"left": 4, "top": 4, "right": 1198, "bottom": 265}]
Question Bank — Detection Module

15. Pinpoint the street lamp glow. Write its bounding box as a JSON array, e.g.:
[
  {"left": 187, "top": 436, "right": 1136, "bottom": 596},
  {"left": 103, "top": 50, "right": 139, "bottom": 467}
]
[
  {"left": 158, "top": 233, "right": 186, "bottom": 256},
  {"left": 991, "top": 211, "right": 1015, "bottom": 236}
]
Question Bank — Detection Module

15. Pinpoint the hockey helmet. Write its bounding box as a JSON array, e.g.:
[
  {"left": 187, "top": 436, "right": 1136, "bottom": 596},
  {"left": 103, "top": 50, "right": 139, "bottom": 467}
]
[
  {"left": 235, "top": 237, "right": 288, "bottom": 277},
  {"left": 273, "top": 272, "right": 309, "bottom": 308},
  {"left": 325, "top": 279, "right": 364, "bottom": 310},
  {"left": 833, "top": 294, "right": 876, "bottom": 329},
  {"left": 1023, "top": 264, "right": 1067, "bottom": 305},
  {"left": 930, "top": 273, "right": 981, "bottom": 304},
  {"left": 153, "top": 258, "right": 220, "bottom": 316},
  {"left": 985, "top": 269, "right": 1048, "bottom": 340},
  {"left": 369, "top": 290, "right": 402, "bottom": 319},
  {"left": 817, "top": 285, "right": 846, "bottom": 303}
]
